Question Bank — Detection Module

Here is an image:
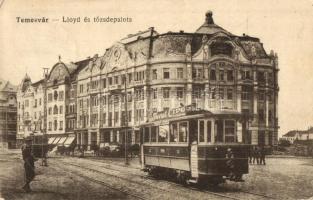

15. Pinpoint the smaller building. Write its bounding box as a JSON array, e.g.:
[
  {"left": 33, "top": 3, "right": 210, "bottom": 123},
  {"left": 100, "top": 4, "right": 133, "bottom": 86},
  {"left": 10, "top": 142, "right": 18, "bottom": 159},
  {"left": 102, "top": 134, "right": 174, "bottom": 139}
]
[
  {"left": 0, "top": 78, "right": 17, "bottom": 149},
  {"left": 281, "top": 127, "right": 313, "bottom": 144}
]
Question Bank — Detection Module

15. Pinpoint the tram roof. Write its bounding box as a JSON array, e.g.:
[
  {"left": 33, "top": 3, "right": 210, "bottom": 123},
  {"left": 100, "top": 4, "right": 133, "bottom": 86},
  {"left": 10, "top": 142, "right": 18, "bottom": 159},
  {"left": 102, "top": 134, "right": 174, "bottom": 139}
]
[{"left": 143, "top": 110, "right": 242, "bottom": 126}]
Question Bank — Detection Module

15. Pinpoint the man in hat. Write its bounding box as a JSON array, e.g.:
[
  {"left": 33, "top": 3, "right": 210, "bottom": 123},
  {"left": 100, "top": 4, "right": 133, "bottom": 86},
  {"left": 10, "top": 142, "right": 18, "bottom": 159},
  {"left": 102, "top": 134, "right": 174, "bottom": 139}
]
[{"left": 21, "top": 138, "right": 37, "bottom": 192}]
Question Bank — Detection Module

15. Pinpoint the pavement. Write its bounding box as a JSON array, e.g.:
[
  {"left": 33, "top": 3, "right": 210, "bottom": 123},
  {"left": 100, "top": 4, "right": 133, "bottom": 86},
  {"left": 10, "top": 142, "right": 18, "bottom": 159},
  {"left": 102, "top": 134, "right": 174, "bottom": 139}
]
[{"left": 1, "top": 149, "right": 313, "bottom": 200}]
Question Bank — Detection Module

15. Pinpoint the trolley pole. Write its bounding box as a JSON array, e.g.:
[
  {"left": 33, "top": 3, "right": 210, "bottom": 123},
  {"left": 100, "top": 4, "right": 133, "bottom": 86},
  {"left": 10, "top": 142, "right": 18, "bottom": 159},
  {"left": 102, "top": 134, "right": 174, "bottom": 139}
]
[{"left": 124, "top": 75, "right": 129, "bottom": 165}]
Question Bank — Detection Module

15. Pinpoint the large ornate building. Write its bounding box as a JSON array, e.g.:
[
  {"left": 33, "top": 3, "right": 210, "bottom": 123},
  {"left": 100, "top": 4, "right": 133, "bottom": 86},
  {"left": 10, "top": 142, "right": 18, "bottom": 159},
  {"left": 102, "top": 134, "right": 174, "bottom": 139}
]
[
  {"left": 0, "top": 78, "right": 17, "bottom": 149},
  {"left": 17, "top": 11, "right": 279, "bottom": 149}
]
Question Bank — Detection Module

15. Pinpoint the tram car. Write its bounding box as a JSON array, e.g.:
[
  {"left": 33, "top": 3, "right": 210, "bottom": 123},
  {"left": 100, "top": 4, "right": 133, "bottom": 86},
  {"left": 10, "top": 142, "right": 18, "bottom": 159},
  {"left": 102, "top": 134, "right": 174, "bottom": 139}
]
[
  {"left": 140, "top": 106, "right": 250, "bottom": 185},
  {"left": 24, "top": 134, "right": 49, "bottom": 158}
]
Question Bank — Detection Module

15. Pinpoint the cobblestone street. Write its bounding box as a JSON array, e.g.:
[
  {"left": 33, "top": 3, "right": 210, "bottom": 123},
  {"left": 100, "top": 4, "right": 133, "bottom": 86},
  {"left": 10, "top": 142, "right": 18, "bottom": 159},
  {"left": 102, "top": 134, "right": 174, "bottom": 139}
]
[{"left": 0, "top": 150, "right": 313, "bottom": 200}]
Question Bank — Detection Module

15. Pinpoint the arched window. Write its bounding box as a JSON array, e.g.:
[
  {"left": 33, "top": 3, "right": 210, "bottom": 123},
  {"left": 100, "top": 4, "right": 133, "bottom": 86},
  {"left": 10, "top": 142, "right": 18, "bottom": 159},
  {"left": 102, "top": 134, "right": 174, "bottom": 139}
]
[{"left": 53, "top": 105, "right": 58, "bottom": 114}]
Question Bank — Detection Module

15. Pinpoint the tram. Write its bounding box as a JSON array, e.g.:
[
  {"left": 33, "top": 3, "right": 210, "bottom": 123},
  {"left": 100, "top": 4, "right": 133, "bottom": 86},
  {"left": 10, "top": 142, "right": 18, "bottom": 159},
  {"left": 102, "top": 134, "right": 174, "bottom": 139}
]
[{"left": 140, "top": 105, "right": 250, "bottom": 185}]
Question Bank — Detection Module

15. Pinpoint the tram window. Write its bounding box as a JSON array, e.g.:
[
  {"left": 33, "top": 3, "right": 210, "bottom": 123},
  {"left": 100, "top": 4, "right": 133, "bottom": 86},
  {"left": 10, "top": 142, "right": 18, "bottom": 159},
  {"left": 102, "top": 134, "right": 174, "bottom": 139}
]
[
  {"left": 158, "top": 125, "right": 168, "bottom": 142},
  {"left": 151, "top": 126, "right": 157, "bottom": 142},
  {"left": 207, "top": 121, "right": 212, "bottom": 142},
  {"left": 199, "top": 120, "right": 205, "bottom": 142},
  {"left": 144, "top": 127, "right": 150, "bottom": 142},
  {"left": 225, "top": 120, "right": 235, "bottom": 143},
  {"left": 170, "top": 123, "right": 178, "bottom": 142},
  {"left": 179, "top": 122, "right": 188, "bottom": 142}
]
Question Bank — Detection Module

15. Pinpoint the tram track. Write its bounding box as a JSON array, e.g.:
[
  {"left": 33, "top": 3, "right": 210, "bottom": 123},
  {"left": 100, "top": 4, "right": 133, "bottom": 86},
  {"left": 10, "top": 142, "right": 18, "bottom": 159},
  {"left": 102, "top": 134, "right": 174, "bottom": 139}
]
[
  {"left": 50, "top": 164, "right": 147, "bottom": 200},
  {"left": 57, "top": 158, "right": 275, "bottom": 200}
]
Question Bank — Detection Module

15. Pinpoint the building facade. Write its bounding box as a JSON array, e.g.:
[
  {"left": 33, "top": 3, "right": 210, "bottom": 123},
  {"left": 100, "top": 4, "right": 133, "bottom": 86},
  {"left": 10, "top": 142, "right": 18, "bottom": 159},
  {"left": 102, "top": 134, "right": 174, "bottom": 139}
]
[
  {"left": 75, "top": 11, "right": 279, "bottom": 149},
  {"left": 0, "top": 79, "right": 17, "bottom": 149},
  {"left": 17, "top": 11, "right": 279, "bottom": 149}
]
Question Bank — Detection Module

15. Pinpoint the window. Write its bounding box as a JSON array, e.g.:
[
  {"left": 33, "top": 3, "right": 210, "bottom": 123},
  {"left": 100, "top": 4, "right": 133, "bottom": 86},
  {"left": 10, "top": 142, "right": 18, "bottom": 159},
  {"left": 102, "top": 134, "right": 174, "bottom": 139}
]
[
  {"left": 59, "top": 121, "right": 63, "bottom": 130},
  {"left": 257, "top": 71, "right": 265, "bottom": 83},
  {"left": 48, "top": 93, "right": 52, "bottom": 102},
  {"left": 207, "top": 121, "right": 212, "bottom": 142},
  {"left": 163, "top": 68, "right": 170, "bottom": 79},
  {"left": 128, "top": 73, "right": 132, "bottom": 83},
  {"left": 53, "top": 105, "right": 58, "bottom": 115},
  {"left": 48, "top": 107, "right": 52, "bottom": 115},
  {"left": 210, "top": 69, "right": 216, "bottom": 81},
  {"left": 54, "top": 91, "right": 58, "bottom": 101},
  {"left": 199, "top": 120, "right": 205, "bottom": 142},
  {"left": 48, "top": 122, "right": 52, "bottom": 130},
  {"left": 268, "top": 72, "right": 273, "bottom": 84},
  {"left": 151, "top": 126, "right": 157, "bottom": 142},
  {"left": 79, "top": 99, "right": 83, "bottom": 108},
  {"left": 192, "top": 68, "right": 203, "bottom": 79},
  {"left": 259, "top": 109, "right": 265, "bottom": 123},
  {"left": 152, "top": 88, "right": 158, "bottom": 99},
  {"left": 225, "top": 120, "right": 235, "bottom": 142},
  {"left": 79, "top": 85, "right": 84, "bottom": 93},
  {"left": 135, "top": 88, "right": 144, "bottom": 101},
  {"left": 170, "top": 123, "right": 178, "bottom": 142},
  {"left": 114, "top": 76, "right": 119, "bottom": 85},
  {"left": 219, "top": 88, "right": 224, "bottom": 99},
  {"left": 176, "top": 87, "right": 184, "bottom": 99},
  {"left": 101, "top": 113, "right": 106, "bottom": 125},
  {"left": 39, "top": 98, "right": 41, "bottom": 105},
  {"left": 158, "top": 125, "right": 168, "bottom": 142},
  {"left": 242, "top": 85, "right": 252, "bottom": 100},
  {"left": 59, "top": 106, "right": 63, "bottom": 114},
  {"left": 59, "top": 91, "right": 64, "bottom": 101},
  {"left": 227, "top": 88, "right": 233, "bottom": 100},
  {"left": 193, "top": 86, "right": 202, "bottom": 99},
  {"left": 102, "top": 78, "right": 106, "bottom": 88},
  {"left": 258, "top": 91, "right": 265, "bottom": 101},
  {"left": 162, "top": 87, "right": 170, "bottom": 98},
  {"left": 25, "top": 100, "right": 29, "bottom": 107},
  {"left": 34, "top": 112, "right": 37, "bottom": 119},
  {"left": 227, "top": 70, "right": 234, "bottom": 81},
  {"left": 114, "top": 112, "right": 119, "bottom": 124},
  {"left": 128, "top": 111, "right": 132, "bottom": 122},
  {"left": 152, "top": 69, "right": 157, "bottom": 80},
  {"left": 219, "top": 70, "right": 224, "bottom": 81},
  {"left": 241, "top": 70, "right": 251, "bottom": 80},
  {"left": 144, "top": 127, "right": 150, "bottom": 142},
  {"left": 178, "top": 122, "right": 188, "bottom": 142},
  {"left": 34, "top": 99, "right": 37, "bottom": 108},
  {"left": 177, "top": 68, "right": 183, "bottom": 79},
  {"left": 127, "top": 92, "right": 132, "bottom": 102},
  {"left": 211, "top": 88, "right": 216, "bottom": 99},
  {"left": 54, "top": 120, "right": 57, "bottom": 131},
  {"left": 108, "top": 77, "right": 112, "bottom": 85}
]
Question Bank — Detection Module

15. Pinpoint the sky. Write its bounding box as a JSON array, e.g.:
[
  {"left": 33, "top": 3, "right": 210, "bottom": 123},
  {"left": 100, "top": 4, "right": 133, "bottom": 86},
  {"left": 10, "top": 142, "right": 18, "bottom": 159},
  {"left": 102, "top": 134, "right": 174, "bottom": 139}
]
[{"left": 0, "top": 0, "right": 312, "bottom": 136}]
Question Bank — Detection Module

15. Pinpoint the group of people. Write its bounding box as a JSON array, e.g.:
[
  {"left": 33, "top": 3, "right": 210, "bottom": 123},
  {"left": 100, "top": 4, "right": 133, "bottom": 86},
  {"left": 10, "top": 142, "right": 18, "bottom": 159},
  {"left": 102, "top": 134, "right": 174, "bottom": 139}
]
[{"left": 249, "top": 146, "right": 266, "bottom": 165}]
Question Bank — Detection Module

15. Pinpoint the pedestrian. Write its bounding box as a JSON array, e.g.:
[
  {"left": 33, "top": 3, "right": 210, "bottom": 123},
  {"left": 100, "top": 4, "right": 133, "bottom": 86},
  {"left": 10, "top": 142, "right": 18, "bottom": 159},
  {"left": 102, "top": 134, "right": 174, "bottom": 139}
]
[
  {"left": 259, "top": 146, "right": 266, "bottom": 165},
  {"left": 252, "top": 146, "right": 260, "bottom": 164},
  {"left": 248, "top": 146, "right": 253, "bottom": 164},
  {"left": 21, "top": 138, "right": 37, "bottom": 192}
]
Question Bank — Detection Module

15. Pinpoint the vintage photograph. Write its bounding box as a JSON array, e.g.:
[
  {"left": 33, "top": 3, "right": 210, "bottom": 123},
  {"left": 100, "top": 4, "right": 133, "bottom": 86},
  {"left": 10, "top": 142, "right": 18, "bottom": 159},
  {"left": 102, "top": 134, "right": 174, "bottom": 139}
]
[{"left": 0, "top": 0, "right": 313, "bottom": 199}]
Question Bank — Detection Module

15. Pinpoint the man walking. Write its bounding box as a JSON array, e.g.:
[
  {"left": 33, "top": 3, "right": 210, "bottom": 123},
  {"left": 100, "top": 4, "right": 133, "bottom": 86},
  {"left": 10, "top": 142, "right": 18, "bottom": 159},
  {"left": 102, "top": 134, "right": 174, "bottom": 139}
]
[
  {"left": 21, "top": 138, "right": 37, "bottom": 192},
  {"left": 259, "top": 146, "right": 266, "bottom": 165}
]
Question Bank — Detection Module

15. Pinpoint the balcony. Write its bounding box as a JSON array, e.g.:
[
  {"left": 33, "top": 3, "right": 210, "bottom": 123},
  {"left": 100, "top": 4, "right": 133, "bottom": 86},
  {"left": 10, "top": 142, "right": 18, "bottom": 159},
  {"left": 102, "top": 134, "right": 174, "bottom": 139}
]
[
  {"left": 108, "top": 84, "right": 122, "bottom": 91},
  {"left": 131, "top": 80, "right": 145, "bottom": 87}
]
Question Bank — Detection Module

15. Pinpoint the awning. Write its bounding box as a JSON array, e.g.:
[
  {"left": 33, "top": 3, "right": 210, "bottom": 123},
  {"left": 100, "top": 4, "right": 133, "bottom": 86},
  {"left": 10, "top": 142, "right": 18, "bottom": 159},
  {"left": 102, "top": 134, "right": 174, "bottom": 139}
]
[
  {"left": 48, "top": 137, "right": 56, "bottom": 144},
  {"left": 57, "top": 137, "right": 67, "bottom": 145},
  {"left": 64, "top": 136, "right": 76, "bottom": 147},
  {"left": 52, "top": 137, "right": 61, "bottom": 144}
]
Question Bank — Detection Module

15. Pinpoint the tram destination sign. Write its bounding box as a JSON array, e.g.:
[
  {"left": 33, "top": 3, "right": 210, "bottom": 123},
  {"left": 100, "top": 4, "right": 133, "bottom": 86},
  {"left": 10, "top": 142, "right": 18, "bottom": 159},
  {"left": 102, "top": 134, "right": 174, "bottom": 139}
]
[{"left": 149, "top": 104, "right": 202, "bottom": 121}]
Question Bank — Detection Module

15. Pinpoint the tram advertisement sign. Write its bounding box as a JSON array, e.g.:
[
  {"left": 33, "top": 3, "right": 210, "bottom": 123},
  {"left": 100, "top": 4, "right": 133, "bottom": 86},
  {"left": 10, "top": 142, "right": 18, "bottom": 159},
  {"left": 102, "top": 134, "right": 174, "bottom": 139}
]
[{"left": 149, "top": 104, "right": 201, "bottom": 121}]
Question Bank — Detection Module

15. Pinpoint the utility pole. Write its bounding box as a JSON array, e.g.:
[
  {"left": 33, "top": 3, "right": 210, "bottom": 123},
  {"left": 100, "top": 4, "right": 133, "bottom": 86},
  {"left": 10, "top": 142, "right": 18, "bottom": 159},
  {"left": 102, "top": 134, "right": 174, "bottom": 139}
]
[
  {"left": 124, "top": 75, "right": 129, "bottom": 165},
  {"left": 41, "top": 68, "right": 49, "bottom": 166}
]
